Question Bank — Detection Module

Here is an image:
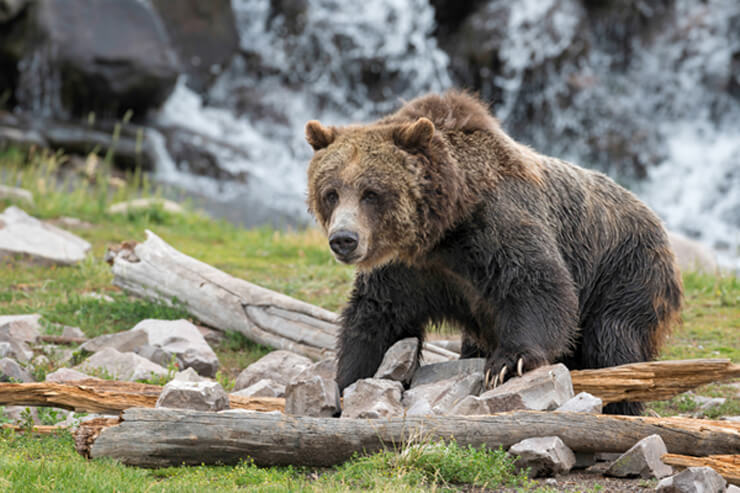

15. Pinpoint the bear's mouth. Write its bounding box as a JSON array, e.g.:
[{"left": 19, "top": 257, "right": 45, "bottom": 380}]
[{"left": 333, "top": 252, "right": 362, "bottom": 264}]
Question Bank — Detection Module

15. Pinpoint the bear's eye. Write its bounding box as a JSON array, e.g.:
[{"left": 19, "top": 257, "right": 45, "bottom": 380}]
[
  {"left": 324, "top": 190, "right": 338, "bottom": 206},
  {"left": 361, "top": 190, "right": 379, "bottom": 204}
]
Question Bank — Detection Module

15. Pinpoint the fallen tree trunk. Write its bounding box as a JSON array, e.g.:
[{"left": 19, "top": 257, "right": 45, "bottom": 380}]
[
  {"left": 0, "top": 380, "right": 283, "bottom": 414},
  {"left": 662, "top": 453, "right": 740, "bottom": 485},
  {"left": 107, "top": 231, "right": 339, "bottom": 360},
  {"left": 571, "top": 359, "right": 740, "bottom": 404},
  {"left": 81, "top": 408, "right": 740, "bottom": 467}
]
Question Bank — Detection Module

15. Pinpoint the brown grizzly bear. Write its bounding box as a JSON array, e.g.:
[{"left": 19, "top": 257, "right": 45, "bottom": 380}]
[{"left": 305, "top": 91, "right": 682, "bottom": 415}]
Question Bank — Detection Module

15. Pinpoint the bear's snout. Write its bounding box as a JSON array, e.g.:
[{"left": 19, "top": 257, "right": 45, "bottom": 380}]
[{"left": 329, "top": 230, "right": 359, "bottom": 258}]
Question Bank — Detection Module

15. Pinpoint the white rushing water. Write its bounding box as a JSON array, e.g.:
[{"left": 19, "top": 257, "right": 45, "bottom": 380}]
[{"left": 150, "top": 0, "right": 740, "bottom": 270}]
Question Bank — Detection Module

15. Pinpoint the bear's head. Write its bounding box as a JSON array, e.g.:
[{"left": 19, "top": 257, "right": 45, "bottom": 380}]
[{"left": 305, "top": 117, "right": 465, "bottom": 270}]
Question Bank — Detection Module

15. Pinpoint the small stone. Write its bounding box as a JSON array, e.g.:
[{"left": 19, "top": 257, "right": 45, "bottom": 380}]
[
  {"left": 60, "top": 325, "right": 87, "bottom": 340},
  {"left": 0, "top": 342, "right": 10, "bottom": 358},
  {"left": 80, "top": 330, "right": 149, "bottom": 354},
  {"left": 0, "top": 319, "right": 40, "bottom": 343},
  {"left": 231, "top": 379, "right": 285, "bottom": 398},
  {"left": 556, "top": 392, "right": 603, "bottom": 414},
  {"left": 402, "top": 372, "right": 483, "bottom": 415},
  {"left": 45, "top": 367, "right": 93, "bottom": 383},
  {"left": 0, "top": 184, "right": 33, "bottom": 205},
  {"left": 449, "top": 394, "right": 491, "bottom": 415},
  {"left": 509, "top": 436, "right": 576, "bottom": 478},
  {"left": 172, "top": 367, "right": 210, "bottom": 383},
  {"left": 0, "top": 357, "right": 33, "bottom": 382},
  {"left": 374, "top": 337, "right": 419, "bottom": 383},
  {"left": 656, "top": 466, "right": 727, "bottom": 493},
  {"left": 135, "top": 344, "right": 176, "bottom": 368},
  {"left": 285, "top": 375, "right": 341, "bottom": 417},
  {"left": 233, "top": 350, "right": 313, "bottom": 391},
  {"left": 726, "top": 485, "right": 740, "bottom": 493},
  {"left": 107, "top": 198, "right": 184, "bottom": 215},
  {"left": 605, "top": 434, "right": 673, "bottom": 479},
  {"left": 75, "top": 347, "right": 168, "bottom": 381},
  {"left": 81, "top": 292, "right": 114, "bottom": 302},
  {"left": 0, "top": 206, "right": 91, "bottom": 265},
  {"left": 410, "top": 358, "right": 486, "bottom": 388},
  {"left": 132, "top": 319, "right": 220, "bottom": 377},
  {"left": 479, "top": 364, "right": 574, "bottom": 412},
  {"left": 0, "top": 313, "right": 42, "bottom": 330},
  {"left": 692, "top": 395, "right": 726, "bottom": 411},
  {"left": 341, "top": 378, "right": 404, "bottom": 419},
  {"left": 156, "top": 380, "right": 229, "bottom": 411},
  {"left": 40, "top": 344, "right": 76, "bottom": 366},
  {"left": 295, "top": 358, "right": 337, "bottom": 382}
]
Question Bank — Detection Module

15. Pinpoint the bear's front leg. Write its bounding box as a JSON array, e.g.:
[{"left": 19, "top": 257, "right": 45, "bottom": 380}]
[
  {"left": 335, "top": 263, "right": 439, "bottom": 392},
  {"left": 482, "top": 252, "right": 580, "bottom": 388}
]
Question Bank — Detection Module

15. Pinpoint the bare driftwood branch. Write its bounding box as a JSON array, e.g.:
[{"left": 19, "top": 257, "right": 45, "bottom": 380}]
[
  {"left": 0, "top": 380, "right": 283, "bottom": 414},
  {"left": 37, "top": 335, "right": 88, "bottom": 345},
  {"left": 662, "top": 453, "right": 740, "bottom": 485},
  {"left": 571, "top": 359, "right": 740, "bottom": 404},
  {"left": 81, "top": 408, "right": 740, "bottom": 467},
  {"left": 107, "top": 231, "right": 338, "bottom": 360}
]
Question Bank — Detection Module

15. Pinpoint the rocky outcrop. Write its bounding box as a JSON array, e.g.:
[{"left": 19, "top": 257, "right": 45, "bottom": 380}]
[
  {"left": 149, "top": 0, "right": 239, "bottom": 93},
  {"left": 0, "top": 0, "right": 178, "bottom": 120}
]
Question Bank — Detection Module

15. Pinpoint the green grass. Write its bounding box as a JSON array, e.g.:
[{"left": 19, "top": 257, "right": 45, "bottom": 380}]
[{"left": 1, "top": 146, "right": 738, "bottom": 491}]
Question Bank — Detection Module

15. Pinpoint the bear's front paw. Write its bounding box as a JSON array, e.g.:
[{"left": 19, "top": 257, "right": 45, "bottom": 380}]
[{"left": 484, "top": 349, "right": 548, "bottom": 389}]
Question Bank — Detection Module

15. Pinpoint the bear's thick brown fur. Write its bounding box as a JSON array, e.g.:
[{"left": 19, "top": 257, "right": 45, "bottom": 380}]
[{"left": 305, "top": 91, "right": 682, "bottom": 415}]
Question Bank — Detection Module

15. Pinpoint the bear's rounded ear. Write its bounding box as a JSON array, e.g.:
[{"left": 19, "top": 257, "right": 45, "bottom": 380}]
[
  {"left": 395, "top": 117, "right": 435, "bottom": 151},
  {"left": 305, "top": 120, "right": 336, "bottom": 151}
]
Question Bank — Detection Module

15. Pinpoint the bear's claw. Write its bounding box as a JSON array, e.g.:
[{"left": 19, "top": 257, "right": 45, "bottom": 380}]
[{"left": 485, "top": 357, "right": 526, "bottom": 389}]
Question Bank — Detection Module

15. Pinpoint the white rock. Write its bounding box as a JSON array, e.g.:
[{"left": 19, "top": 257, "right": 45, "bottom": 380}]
[
  {"left": 374, "top": 337, "right": 419, "bottom": 383},
  {"left": 402, "top": 372, "right": 483, "bottom": 415},
  {"left": 132, "top": 319, "right": 220, "bottom": 377},
  {"left": 478, "top": 364, "right": 574, "bottom": 412},
  {"left": 0, "top": 206, "right": 90, "bottom": 264},
  {"left": 509, "top": 436, "right": 576, "bottom": 477},
  {"left": 45, "top": 367, "right": 93, "bottom": 383},
  {"left": 0, "top": 342, "right": 10, "bottom": 358},
  {"left": 156, "top": 380, "right": 229, "bottom": 411},
  {"left": 295, "top": 358, "right": 337, "bottom": 382},
  {"left": 0, "top": 184, "right": 33, "bottom": 205},
  {"left": 234, "top": 350, "right": 313, "bottom": 391},
  {"left": 285, "top": 375, "right": 341, "bottom": 417},
  {"left": 0, "top": 357, "right": 33, "bottom": 382},
  {"left": 0, "top": 319, "right": 40, "bottom": 343},
  {"left": 0, "top": 313, "right": 42, "bottom": 329},
  {"left": 667, "top": 231, "right": 718, "bottom": 275},
  {"left": 556, "top": 392, "right": 603, "bottom": 414},
  {"left": 75, "top": 347, "right": 168, "bottom": 381},
  {"left": 80, "top": 329, "right": 149, "bottom": 354},
  {"left": 341, "top": 378, "right": 404, "bottom": 419},
  {"left": 656, "top": 466, "right": 727, "bottom": 493},
  {"left": 605, "top": 434, "right": 673, "bottom": 479},
  {"left": 231, "top": 379, "right": 285, "bottom": 398},
  {"left": 172, "top": 367, "right": 210, "bottom": 383},
  {"left": 410, "top": 358, "right": 486, "bottom": 387},
  {"left": 0, "top": 336, "right": 33, "bottom": 362},
  {"left": 107, "top": 198, "right": 184, "bottom": 215},
  {"left": 60, "top": 325, "right": 87, "bottom": 340}
]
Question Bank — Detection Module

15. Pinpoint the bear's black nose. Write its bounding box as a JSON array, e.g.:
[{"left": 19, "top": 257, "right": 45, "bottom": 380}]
[{"left": 329, "top": 230, "right": 359, "bottom": 257}]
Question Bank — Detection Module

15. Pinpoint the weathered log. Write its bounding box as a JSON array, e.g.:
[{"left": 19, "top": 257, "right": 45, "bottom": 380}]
[
  {"left": 83, "top": 408, "right": 740, "bottom": 467},
  {"left": 0, "top": 380, "right": 283, "bottom": 414},
  {"left": 571, "top": 359, "right": 740, "bottom": 404},
  {"left": 37, "top": 335, "right": 88, "bottom": 345},
  {"left": 107, "top": 231, "right": 339, "bottom": 360},
  {"left": 108, "top": 232, "right": 739, "bottom": 405},
  {"left": 662, "top": 453, "right": 740, "bottom": 485}
]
